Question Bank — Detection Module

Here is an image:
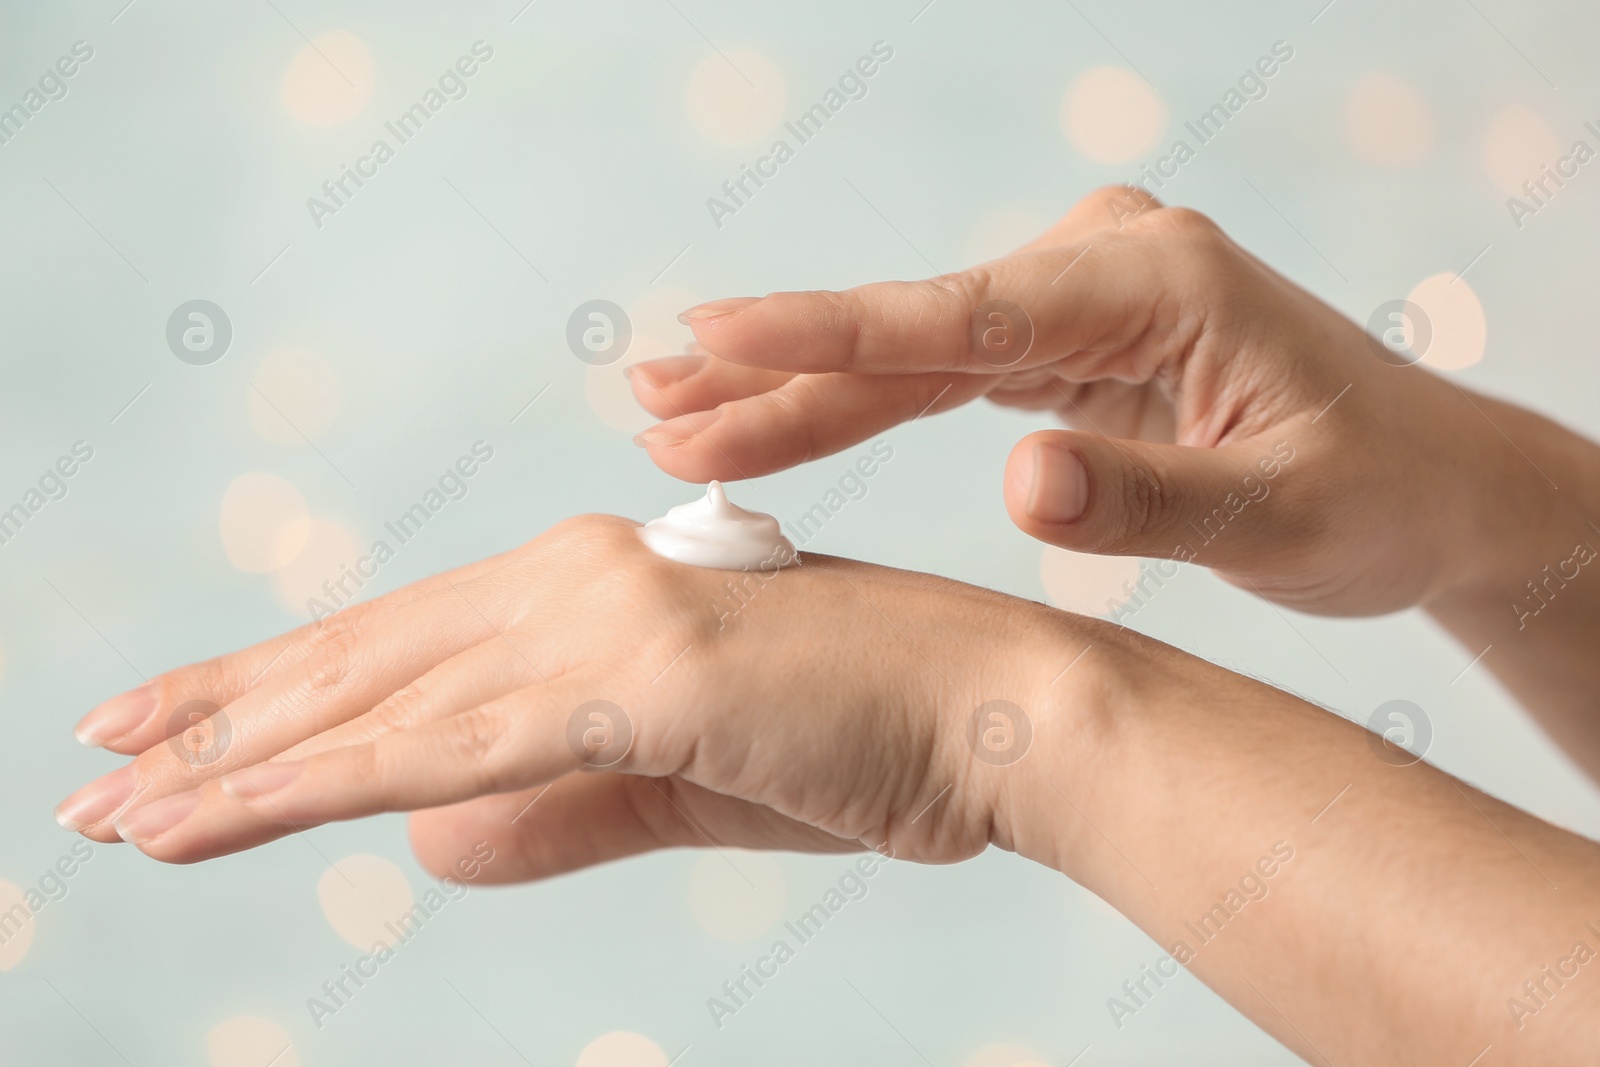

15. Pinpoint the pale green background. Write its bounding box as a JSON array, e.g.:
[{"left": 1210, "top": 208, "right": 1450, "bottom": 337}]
[{"left": 2, "top": 1, "right": 1598, "bottom": 1064}]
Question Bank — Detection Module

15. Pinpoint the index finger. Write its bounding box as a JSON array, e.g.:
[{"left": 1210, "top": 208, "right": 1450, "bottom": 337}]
[{"left": 684, "top": 203, "right": 1205, "bottom": 378}]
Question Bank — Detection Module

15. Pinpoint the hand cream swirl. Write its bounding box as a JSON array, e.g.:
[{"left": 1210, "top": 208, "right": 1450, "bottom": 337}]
[{"left": 638, "top": 481, "right": 798, "bottom": 571}]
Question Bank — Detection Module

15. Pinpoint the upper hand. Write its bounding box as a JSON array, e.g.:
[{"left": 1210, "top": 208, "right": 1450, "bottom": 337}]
[{"left": 631, "top": 186, "right": 1498, "bottom": 616}]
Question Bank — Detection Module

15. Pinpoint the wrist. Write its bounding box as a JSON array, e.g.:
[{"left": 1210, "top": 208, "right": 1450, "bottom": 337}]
[
  {"left": 1420, "top": 384, "right": 1599, "bottom": 607},
  {"left": 985, "top": 617, "right": 1152, "bottom": 881}
]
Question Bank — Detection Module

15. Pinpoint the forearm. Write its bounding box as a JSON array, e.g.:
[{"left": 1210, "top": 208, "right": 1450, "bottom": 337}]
[
  {"left": 1004, "top": 626, "right": 1600, "bottom": 1065},
  {"left": 1424, "top": 383, "right": 1600, "bottom": 779}
]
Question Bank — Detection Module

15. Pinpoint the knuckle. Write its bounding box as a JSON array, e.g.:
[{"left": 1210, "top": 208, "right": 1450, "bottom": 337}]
[
  {"left": 924, "top": 271, "right": 999, "bottom": 365},
  {"left": 542, "top": 513, "right": 635, "bottom": 554},
  {"left": 1145, "top": 205, "right": 1222, "bottom": 238},
  {"left": 368, "top": 677, "right": 432, "bottom": 733},
  {"left": 776, "top": 290, "right": 856, "bottom": 370},
  {"left": 1101, "top": 458, "right": 1168, "bottom": 549},
  {"left": 156, "top": 658, "right": 225, "bottom": 708},
  {"left": 444, "top": 706, "right": 516, "bottom": 789},
  {"left": 298, "top": 612, "right": 365, "bottom": 693},
  {"left": 1142, "top": 208, "right": 1234, "bottom": 265},
  {"left": 1131, "top": 207, "right": 1237, "bottom": 293},
  {"left": 1085, "top": 183, "right": 1160, "bottom": 224},
  {"left": 758, "top": 386, "right": 817, "bottom": 465}
]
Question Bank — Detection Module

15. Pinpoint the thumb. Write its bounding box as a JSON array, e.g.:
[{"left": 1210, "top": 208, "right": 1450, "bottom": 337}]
[{"left": 1003, "top": 429, "right": 1298, "bottom": 568}]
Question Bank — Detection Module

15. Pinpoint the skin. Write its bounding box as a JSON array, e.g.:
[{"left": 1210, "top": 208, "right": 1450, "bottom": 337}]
[
  {"left": 58, "top": 188, "right": 1600, "bottom": 1062},
  {"left": 633, "top": 185, "right": 1600, "bottom": 779}
]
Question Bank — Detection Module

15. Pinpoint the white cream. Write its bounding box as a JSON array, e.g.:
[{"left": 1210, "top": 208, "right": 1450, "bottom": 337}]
[{"left": 639, "top": 481, "right": 799, "bottom": 571}]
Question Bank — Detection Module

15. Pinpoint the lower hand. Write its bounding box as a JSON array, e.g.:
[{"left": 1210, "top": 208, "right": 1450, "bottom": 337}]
[{"left": 56, "top": 515, "right": 1084, "bottom": 875}]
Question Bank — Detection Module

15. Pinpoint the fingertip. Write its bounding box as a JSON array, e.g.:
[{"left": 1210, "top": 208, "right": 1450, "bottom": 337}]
[
  {"left": 73, "top": 683, "right": 155, "bottom": 749},
  {"left": 677, "top": 296, "right": 763, "bottom": 325},
  {"left": 1005, "top": 432, "right": 1091, "bottom": 538},
  {"left": 629, "top": 355, "right": 707, "bottom": 391},
  {"left": 682, "top": 290, "right": 850, "bottom": 373}
]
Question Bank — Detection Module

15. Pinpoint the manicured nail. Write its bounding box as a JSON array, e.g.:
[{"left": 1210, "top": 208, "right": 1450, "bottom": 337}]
[
  {"left": 74, "top": 684, "right": 156, "bottom": 747},
  {"left": 114, "top": 789, "right": 202, "bottom": 843},
  {"left": 1027, "top": 441, "right": 1089, "bottom": 524},
  {"left": 678, "top": 296, "right": 761, "bottom": 324},
  {"left": 220, "top": 760, "right": 304, "bottom": 800},
  {"left": 54, "top": 765, "right": 137, "bottom": 832},
  {"left": 633, "top": 409, "right": 721, "bottom": 449},
  {"left": 629, "top": 355, "right": 707, "bottom": 390}
]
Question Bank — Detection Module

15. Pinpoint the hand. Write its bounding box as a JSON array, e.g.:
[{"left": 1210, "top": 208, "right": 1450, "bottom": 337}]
[
  {"left": 630, "top": 186, "right": 1527, "bottom": 616},
  {"left": 55, "top": 515, "right": 1084, "bottom": 873}
]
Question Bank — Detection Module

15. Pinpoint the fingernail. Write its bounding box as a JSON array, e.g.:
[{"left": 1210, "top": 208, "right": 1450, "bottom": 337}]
[
  {"left": 633, "top": 409, "right": 721, "bottom": 449},
  {"left": 74, "top": 684, "right": 156, "bottom": 747},
  {"left": 678, "top": 296, "right": 761, "bottom": 324},
  {"left": 1027, "top": 441, "right": 1089, "bottom": 524},
  {"left": 54, "top": 765, "right": 137, "bottom": 832},
  {"left": 114, "top": 789, "right": 202, "bottom": 843},
  {"left": 220, "top": 760, "right": 304, "bottom": 800},
  {"left": 630, "top": 355, "right": 707, "bottom": 390}
]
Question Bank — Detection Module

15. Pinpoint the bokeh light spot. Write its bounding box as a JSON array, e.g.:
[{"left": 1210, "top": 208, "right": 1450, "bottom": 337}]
[
  {"left": 1408, "top": 272, "right": 1487, "bottom": 371},
  {"left": 1061, "top": 66, "right": 1167, "bottom": 164},
  {"left": 207, "top": 1016, "right": 299, "bottom": 1067},
  {"left": 961, "top": 1044, "right": 1051, "bottom": 1067},
  {"left": 576, "top": 1031, "right": 669, "bottom": 1067},
  {"left": 1040, "top": 546, "right": 1144, "bottom": 616},
  {"left": 1341, "top": 72, "right": 1434, "bottom": 167},
  {"left": 317, "top": 853, "right": 415, "bottom": 951},
  {"left": 586, "top": 334, "right": 675, "bottom": 434},
  {"left": 219, "top": 473, "right": 311, "bottom": 574},
  {"left": 0, "top": 880, "right": 34, "bottom": 970},
  {"left": 685, "top": 50, "right": 787, "bottom": 145},
  {"left": 272, "top": 517, "right": 365, "bottom": 618},
  {"left": 963, "top": 209, "right": 1051, "bottom": 266},
  {"left": 1481, "top": 105, "right": 1561, "bottom": 198},
  {"left": 280, "top": 30, "right": 376, "bottom": 127},
  {"left": 687, "top": 850, "right": 786, "bottom": 941},
  {"left": 249, "top": 345, "right": 345, "bottom": 447}
]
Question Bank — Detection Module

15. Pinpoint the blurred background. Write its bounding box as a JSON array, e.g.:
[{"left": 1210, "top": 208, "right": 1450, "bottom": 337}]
[{"left": 2, "top": 0, "right": 1599, "bottom": 1063}]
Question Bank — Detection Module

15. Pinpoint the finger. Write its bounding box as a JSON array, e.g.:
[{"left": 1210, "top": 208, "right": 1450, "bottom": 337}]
[
  {"left": 276, "top": 636, "right": 535, "bottom": 760},
  {"left": 114, "top": 680, "right": 593, "bottom": 862},
  {"left": 57, "top": 580, "right": 513, "bottom": 839},
  {"left": 409, "top": 775, "right": 854, "bottom": 885},
  {"left": 681, "top": 205, "right": 1210, "bottom": 377},
  {"left": 72, "top": 630, "right": 306, "bottom": 753},
  {"left": 635, "top": 370, "right": 991, "bottom": 482},
  {"left": 76, "top": 541, "right": 532, "bottom": 754},
  {"left": 628, "top": 352, "right": 794, "bottom": 422},
  {"left": 1003, "top": 428, "right": 1298, "bottom": 569}
]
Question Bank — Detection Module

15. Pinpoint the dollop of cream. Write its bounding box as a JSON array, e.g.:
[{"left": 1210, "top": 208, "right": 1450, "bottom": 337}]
[{"left": 639, "top": 481, "right": 799, "bottom": 571}]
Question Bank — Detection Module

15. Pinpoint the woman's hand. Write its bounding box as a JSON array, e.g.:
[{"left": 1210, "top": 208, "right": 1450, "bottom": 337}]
[
  {"left": 54, "top": 514, "right": 1085, "bottom": 871},
  {"left": 629, "top": 186, "right": 1556, "bottom": 618},
  {"left": 51, "top": 512, "right": 1600, "bottom": 1063}
]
